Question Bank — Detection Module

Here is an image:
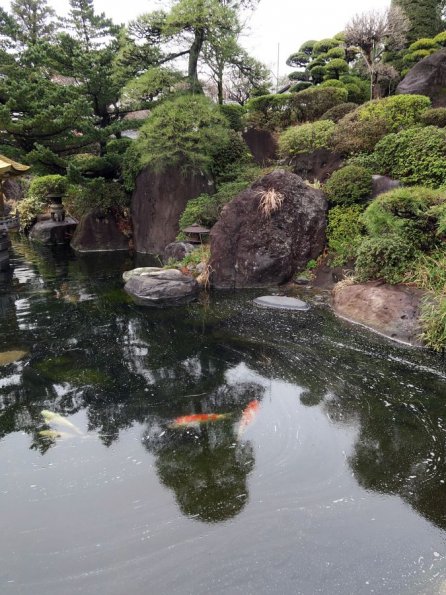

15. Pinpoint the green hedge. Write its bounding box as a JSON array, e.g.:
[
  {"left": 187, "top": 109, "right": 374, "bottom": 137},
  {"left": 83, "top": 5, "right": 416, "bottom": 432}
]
[
  {"left": 278, "top": 120, "right": 336, "bottom": 157},
  {"left": 324, "top": 165, "right": 372, "bottom": 204}
]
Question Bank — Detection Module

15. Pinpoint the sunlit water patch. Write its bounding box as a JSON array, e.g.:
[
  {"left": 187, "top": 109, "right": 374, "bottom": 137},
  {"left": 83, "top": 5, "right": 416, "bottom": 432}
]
[{"left": 1, "top": 239, "right": 446, "bottom": 595}]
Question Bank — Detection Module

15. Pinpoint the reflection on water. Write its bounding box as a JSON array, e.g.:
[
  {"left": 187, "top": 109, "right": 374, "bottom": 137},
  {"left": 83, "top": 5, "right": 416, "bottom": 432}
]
[{"left": 1, "top": 238, "right": 446, "bottom": 594}]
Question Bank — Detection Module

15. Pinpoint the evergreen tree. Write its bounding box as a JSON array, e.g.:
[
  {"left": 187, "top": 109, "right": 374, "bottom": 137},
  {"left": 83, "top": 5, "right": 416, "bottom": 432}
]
[
  {"left": 10, "top": 0, "right": 56, "bottom": 47},
  {"left": 392, "top": 0, "right": 444, "bottom": 41}
]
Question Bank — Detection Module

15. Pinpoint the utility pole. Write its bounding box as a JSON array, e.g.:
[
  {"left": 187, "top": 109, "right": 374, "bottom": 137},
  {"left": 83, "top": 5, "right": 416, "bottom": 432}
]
[{"left": 276, "top": 43, "right": 280, "bottom": 93}]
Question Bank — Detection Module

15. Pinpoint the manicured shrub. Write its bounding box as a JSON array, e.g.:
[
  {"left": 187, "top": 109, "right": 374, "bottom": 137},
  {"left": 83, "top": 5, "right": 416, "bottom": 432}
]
[
  {"left": 289, "top": 82, "right": 313, "bottom": 93},
  {"left": 420, "top": 107, "right": 446, "bottom": 127},
  {"left": 219, "top": 103, "right": 246, "bottom": 131},
  {"left": 323, "top": 165, "right": 372, "bottom": 204},
  {"left": 358, "top": 95, "right": 431, "bottom": 132},
  {"left": 361, "top": 186, "right": 446, "bottom": 250},
  {"left": 135, "top": 94, "right": 230, "bottom": 173},
  {"left": 291, "top": 86, "right": 348, "bottom": 121},
  {"left": 245, "top": 93, "right": 298, "bottom": 130},
  {"left": 16, "top": 195, "right": 46, "bottom": 230},
  {"left": 68, "top": 153, "right": 118, "bottom": 178},
  {"left": 327, "top": 204, "right": 365, "bottom": 265},
  {"left": 27, "top": 175, "right": 67, "bottom": 200},
  {"left": 211, "top": 130, "right": 251, "bottom": 181},
  {"left": 331, "top": 110, "right": 388, "bottom": 155},
  {"left": 347, "top": 152, "right": 380, "bottom": 171},
  {"left": 320, "top": 102, "right": 358, "bottom": 123},
  {"left": 355, "top": 235, "right": 417, "bottom": 284},
  {"left": 278, "top": 120, "right": 336, "bottom": 157},
  {"left": 373, "top": 126, "right": 446, "bottom": 187},
  {"left": 65, "top": 178, "right": 129, "bottom": 216}
]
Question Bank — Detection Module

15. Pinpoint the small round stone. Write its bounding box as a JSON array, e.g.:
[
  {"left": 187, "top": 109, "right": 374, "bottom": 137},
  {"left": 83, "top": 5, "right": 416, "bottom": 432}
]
[{"left": 253, "top": 296, "right": 310, "bottom": 311}]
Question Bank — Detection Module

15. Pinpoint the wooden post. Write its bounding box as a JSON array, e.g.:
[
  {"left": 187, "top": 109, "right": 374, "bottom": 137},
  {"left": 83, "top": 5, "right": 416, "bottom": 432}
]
[{"left": 0, "top": 179, "right": 5, "bottom": 218}]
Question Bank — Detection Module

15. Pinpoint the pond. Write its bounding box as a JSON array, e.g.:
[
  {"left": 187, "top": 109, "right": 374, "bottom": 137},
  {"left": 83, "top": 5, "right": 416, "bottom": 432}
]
[{"left": 1, "top": 239, "right": 446, "bottom": 595}]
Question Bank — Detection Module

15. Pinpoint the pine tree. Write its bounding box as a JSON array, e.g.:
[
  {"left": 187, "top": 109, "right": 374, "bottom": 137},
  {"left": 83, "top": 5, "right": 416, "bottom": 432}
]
[
  {"left": 10, "top": 0, "right": 56, "bottom": 47},
  {"left": 392, "top": 0, "right": 444, "bottom": 41}
]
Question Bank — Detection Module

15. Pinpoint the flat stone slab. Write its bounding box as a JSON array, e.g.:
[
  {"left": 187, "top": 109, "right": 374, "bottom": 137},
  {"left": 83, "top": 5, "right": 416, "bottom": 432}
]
[{"left": 253, "top": 296, "right": 310, "bottom": 311}]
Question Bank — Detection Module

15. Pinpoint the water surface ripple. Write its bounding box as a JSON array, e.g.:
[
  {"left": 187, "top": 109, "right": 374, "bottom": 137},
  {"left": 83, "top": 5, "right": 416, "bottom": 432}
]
[{"left": 1, "top": 240, "right": 446, "bottom": 595}]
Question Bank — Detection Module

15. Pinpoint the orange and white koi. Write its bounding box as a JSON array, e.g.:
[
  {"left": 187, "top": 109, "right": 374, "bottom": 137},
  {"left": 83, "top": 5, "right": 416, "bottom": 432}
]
[
  {"left": 169, "top": 413, "right": 227, "bottom": 429},
  {"left": 237, "top": 400, "right": 260, "bottom": 438}
]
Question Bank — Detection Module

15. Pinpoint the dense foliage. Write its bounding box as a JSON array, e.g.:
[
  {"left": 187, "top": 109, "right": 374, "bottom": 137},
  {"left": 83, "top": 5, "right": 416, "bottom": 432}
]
[
  {"left": 278, "top": 121, "right": 336, "bottom": 157},
  {"left": 324, "top": 166, "right": 373, "bottom": 204},
  {"left": 373, "top": 127, "right": 446, "bottom": 187}
]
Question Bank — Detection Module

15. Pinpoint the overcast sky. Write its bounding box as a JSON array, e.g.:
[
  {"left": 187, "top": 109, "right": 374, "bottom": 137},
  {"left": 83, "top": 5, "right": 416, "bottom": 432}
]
[{"left": 0, "top": 0, "right": 391, "bottom": 75}]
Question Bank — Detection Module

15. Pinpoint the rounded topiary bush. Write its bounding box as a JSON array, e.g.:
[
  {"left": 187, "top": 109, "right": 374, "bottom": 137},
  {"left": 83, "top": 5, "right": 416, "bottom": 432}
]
[
  {"left": 373, "top": 126, "right": 446, "bottom": 188},
  {"left": 219, "top": 104, "right": 246, "bottom": 131},
  {"left": 27, "top": 175, "right": 67, "bottom": 201},
  {"left": 323, "top": 165, "right": 372, "bottom": 204},
  {"left": 320, "top": 102, "right": 358, "bottom": 123},
  {"left": 420, "top": 107, "right": 446, "bottom": 128},
  {"left": 355, "top": 235, "right": 417, "bottom": 284},
  {"left": 361, "top": 186, "right": 446, "bottom": 250},
  {"left": 278, "top": 120, "right": 336, "bottom": 157}
]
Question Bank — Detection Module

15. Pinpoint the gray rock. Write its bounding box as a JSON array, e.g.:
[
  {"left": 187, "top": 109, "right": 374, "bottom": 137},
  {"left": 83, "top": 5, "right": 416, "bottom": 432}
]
[
  {"left": 210, "top": 170, "right": 327, "bottom": 289},
  {"left": 254, "top": 296, "right": 310, "bottom": 311},
  {"left": 29, "top": 218, "right": 77, "bottom": 245},
  {"left": 164, "top": 241, "right": 195, "bottom": 262},
  {"left": 71, "top": 209, "right": 129, "bottom": 253},
  {"left": 122, "top": 267, "right": 163, "bottom": 283},
  {"left": 397, "top": 48, "right": 446, "bottom": 108},
  {"left": 124, "top": 268, "right": 199, "bottom": 307},
  {"left": 371, "top": 175, "right": 401, "bottom": 199}
]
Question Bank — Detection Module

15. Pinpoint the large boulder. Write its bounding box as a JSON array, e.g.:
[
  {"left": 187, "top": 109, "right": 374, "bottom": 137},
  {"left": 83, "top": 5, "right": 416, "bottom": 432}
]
[
  {"left": 124, "top": 268, "right": 199, "bottom": 307},
  {"left": 210, "top": 170, "right": 327, "bottom": 289},
  {"left": 242, "top": 128, "right": 278, "bottom": 165},
  {"left": 71, "top": 209, "right": 129, "bottom": 253},
  {"left": 131, "top": 165, "right": 213, "bottom": 254},
  {"left": 291, "top": 148, "right": 343, "bottom": 183},
  {"left": 397, "top": 49, "right": 446, "bottom": 107},
  {"left": 29, "top": 218, "right": 77, "bottom": 245},
  {"left": 332, "top": 281, "right": 424, "bottom": 346}
]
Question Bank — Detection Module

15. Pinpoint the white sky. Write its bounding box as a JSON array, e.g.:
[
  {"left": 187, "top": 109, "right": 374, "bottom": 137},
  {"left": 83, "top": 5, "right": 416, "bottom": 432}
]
[{"left": 0, "top": 0, "right": 391, "bottom": 76}]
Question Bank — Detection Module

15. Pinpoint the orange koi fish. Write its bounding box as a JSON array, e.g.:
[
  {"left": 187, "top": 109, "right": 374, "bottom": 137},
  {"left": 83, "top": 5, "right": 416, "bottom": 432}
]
[
  {"left": 169, "top": 413, "right": 228, "bottom": 429},
  {"left": 237, "top": 400, "right": 260, "bottom": 438}
]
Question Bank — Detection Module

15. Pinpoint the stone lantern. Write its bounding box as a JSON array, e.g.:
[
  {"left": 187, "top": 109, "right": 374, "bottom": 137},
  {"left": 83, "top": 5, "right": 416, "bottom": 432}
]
[{"left": 48, "top": 193, "right": 66, "bottom": 222}]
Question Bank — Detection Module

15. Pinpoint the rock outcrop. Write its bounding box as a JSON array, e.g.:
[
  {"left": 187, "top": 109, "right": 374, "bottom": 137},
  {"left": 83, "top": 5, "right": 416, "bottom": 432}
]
[
  {"left": 371, "top": 175, "right": 401, "bottom": 199},
  {"left": 291, "top": 148, "right": 343, "bottom": 183},
  {"left": 210, "top": 170, "right": 327, "bottom": 289},
  {"left": 131, "top": 165, "right": 213, "bottom": 254},
  {"left": 164, "top": 241, "right": 195, "bottom": 262},
  {"left": 29, "top": 217, "right": 77, "bottom": 245},
  {"left": 124, "top": 268, "right": 199, "bottom": 307},
  {"left": 332, "top": 281, "right": 424, "bottom": 346},
  {"left": 242, "top": 128, "right": 278, "bottom": 165},
  {"left": 397, "top": 49, "right": 446, "bottom": 107},
  {"left": 71, "top": 209, "right": 129, "bottom": 252}
]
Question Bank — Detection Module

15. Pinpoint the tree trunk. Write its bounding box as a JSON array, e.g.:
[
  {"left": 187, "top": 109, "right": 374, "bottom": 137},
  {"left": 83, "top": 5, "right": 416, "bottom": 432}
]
[{"left": 188, "top": 28, "right": 205, "bottom": 91}]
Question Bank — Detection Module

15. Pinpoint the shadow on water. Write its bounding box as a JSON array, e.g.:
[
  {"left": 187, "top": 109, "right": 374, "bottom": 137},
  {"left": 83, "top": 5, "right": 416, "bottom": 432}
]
[{"left": 1, "top": 238, "right": 446, "bottom": 530}]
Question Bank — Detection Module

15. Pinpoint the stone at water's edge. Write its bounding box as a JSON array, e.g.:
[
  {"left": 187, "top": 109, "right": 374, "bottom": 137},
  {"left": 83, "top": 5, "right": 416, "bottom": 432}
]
[
  {"left": 29, "top": 218, "right": 77, "bottom": 245},
  {"left": 71, "top": 209, "right": 129, "bottom": 253},
  {"left": 131, "top": 165, "right": 214, "bottom": 254},
  {"left": 210, "top": 170, "right": 327, "bottom": 289},
  {"left": 124, "top": 268, "right": 199, "bottom": 307},
  {"left": 123, "top": 267, "right": 163, "bottom": 283},
  {"left": 254, "top": 296, "right": 310, "bottom": 311},
  {"left": 332, "top": 281, "right": 424, "bottom": 346},
  {"left": 397, "top": 48, "right": 446, "bottom": 107}
]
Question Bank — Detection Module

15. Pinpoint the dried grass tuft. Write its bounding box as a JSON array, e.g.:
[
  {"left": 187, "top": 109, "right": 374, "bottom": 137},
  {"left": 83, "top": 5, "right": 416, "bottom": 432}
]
[{"left": 257, "top": 188, "right": 284, "bottom": 217}]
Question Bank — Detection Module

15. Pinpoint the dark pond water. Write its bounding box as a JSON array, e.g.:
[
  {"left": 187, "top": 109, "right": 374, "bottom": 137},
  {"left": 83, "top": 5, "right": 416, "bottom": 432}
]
[{"left": 1, "top": 239, "right": 446, "bottom": 595}]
